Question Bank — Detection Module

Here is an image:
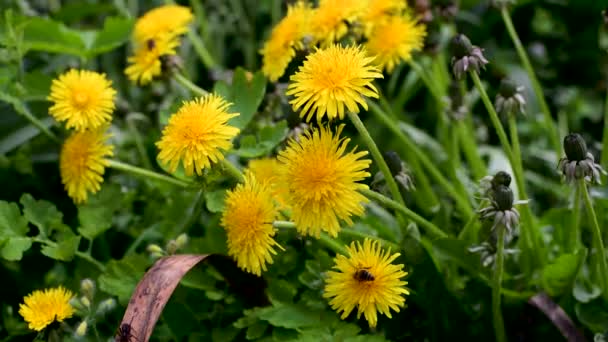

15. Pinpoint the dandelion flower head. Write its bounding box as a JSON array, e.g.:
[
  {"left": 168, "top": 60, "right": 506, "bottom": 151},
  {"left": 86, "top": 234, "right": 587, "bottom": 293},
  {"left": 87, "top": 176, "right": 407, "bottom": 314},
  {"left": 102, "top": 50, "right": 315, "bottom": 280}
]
[
  {"left": 221, "top": 172, "right": 282, "bottom": 275},
  {"left": 260, "top": 1, "right": 313, "bottom": 81},
  {"left": 365, "top": 13, "right": 426, "bottom": 72},
  {"left": 19, "top": 287, "right": 75, "bottom": 331},
  {"left": 60, "top": 128, "right": 113, "bottom": 204},
  {"left": 134, "top": 4, "right": 193, "bottom": 43},
  {"left": 324, "top": 239, "right": 409, "bottom": 328},
  {"left": 310, "top": 0, "right": 366, "bottom": 46},
  {"left": 287, "top": 44, "right": 382, "bottom": 122},
  {"left": 125, "top": 33, "right": 179, "bottom": 85},
  {"left": 277, "top": 124, "right": 371, "bottom": 238},
  {"left": 156, "top": 94, "right": 240, "bottom": 176},
  {"left": 248, "top": 157, "right": 290, "bottom": 210},
  {"left": 360, "top": 0, "right": 407, "bottom": 35},
  {"left": 48, "top": 69, "right": 116, "bottom": 131}
]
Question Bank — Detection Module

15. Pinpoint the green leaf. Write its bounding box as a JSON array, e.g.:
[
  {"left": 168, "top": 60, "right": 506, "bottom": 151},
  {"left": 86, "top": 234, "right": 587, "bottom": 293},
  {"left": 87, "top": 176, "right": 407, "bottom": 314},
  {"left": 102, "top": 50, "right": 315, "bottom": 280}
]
[
  {"left": 214, "top": 68, "right": 266, "bottom": 130},
  {"left": 98, "top": 254, "right": 148, "bottom": 304},
  {"left": 40, "top": 235, "right": 80, "bottom": 261},
  {"left": 256, "top": 303, "right": 322, "bottom": 329},
  {"left": 0, "top": 200, "right": 28, "bottom": 239},
  {"left": 1, "top": 237, "right": 32, "bottom": 261},
  {"left": 20, "top": 194, "right": 62, "bottom": 237},
  {"left": 22, "top": 17, "right": 86, "bottom": 56},
  {"left": 205, "top": 189, "right": 226, "bottom": 213},
  {"left": 432, "top": 238, "right": 485, "bottom": 278},
  {"left": 245, "top": 321, "right": 268, "bottom": 340},
  {"left": 21, "top": 71, "right": 53, "bottom": 101},
  {"left": 77, "top": 185, "right": 122, "bottom": 240},
  {"left": 541, "top": 250, "right": 586, "bottom": 296},
  {"left": 575, "top": 299, "right": 608, "bottom": 333},
  {"left": 87, "top": 17, "right": 133, "bottom": 57},
  {"left": 235, "top": 121, "right": 288, "bottom": 158}
]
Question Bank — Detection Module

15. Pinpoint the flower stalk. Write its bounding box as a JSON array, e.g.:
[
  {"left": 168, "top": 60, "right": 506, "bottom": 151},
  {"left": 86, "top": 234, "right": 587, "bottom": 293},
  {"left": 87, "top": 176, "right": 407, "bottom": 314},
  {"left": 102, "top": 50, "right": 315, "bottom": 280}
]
[
  {"left": 174, "top": 72, "right": 208, "bottom": 96},
  {"left": 492, "top": 225, "right": 507, "bottom": 342},
  {"left": 107, "top": 159, "right": 193, "bottom": 188}
]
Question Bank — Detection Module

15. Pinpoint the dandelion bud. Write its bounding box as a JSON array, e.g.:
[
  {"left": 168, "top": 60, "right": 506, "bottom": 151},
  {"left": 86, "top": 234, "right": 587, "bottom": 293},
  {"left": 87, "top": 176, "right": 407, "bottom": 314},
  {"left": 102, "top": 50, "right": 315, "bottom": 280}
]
[
  {"left": 493, "top": 185, "right": 514, "bottom": 211},
  {"left": 75, "top": 321, "right": 88, "bottom": 337},
  {"left": 166, "top": 240, "right": 178, "bottom": 255},
  {"left": 146, "top": 244, "right": 164, "bottom": 254},
  {"left": 80, "top": 279, "right": 95, "bottom": 300},
  {"left": 80, "top": 296, "right": 91, "bottom": 309},
  {"left": 491, "top": 171, "right": 512, "bottom": 190},
  {"left": 451, "top": 34, "right": 473, "bottom": 59},
  {"left": 96, "top": 298, "right": 116, "bottom": 316},
  {"left": 175, "top": 233, "right": 189, "bottom": 249},
  {"left": 69, "top": 297, "right": 85, "bottom": 311},
  {"left": 495, "top": 78, "right": 526, "bottom": 118},
  {"left": 384, "top": 151, "right": 403, "bottom": 176},
  {"left": 563, "top": 133, "right": 587, "bottom": 162},
  {"left": 450, "top": 34, "right": 489, "bottom": 80}
]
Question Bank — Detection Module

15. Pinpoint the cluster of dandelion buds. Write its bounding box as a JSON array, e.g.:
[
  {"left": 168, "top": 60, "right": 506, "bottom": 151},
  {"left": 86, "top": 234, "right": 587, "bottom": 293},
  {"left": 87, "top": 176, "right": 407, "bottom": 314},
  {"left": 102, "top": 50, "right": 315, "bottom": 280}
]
[
  {"left": 147, "top": 233, "right": 189, "bottom": 259},
  {"left": 372, "top": 151, "right": 415, "bottom": 194},
  {"left": 70, "top": 279, "right": 117, "bottom": 338},
  {"left": 558, "top": 133, "right": 606, "bottom": 184}
]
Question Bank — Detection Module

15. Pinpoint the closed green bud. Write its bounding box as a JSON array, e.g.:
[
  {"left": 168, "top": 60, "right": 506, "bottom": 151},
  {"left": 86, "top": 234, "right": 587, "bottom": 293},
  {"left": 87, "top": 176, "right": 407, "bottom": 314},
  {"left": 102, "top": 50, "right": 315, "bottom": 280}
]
[
  {"left": 75, "top": 321, "right": 88, "bottom": 337},
  {"left": 96, "top": 298, "right": 116, "bottom": 316},
  {"left": 563, "top": 133, "right": 587, "bottom": 162},
  {"left": 494, "top": 185, "right": 514, "bottom": 211},
  {"left": 146, "top": 244, "right": 164, "bottom": 254},
  {"left": 166, "top": 240, "right": 178, "bottom": 255},
  {"left": 69, "top": 297, "right": 85, "bottom": 311},
  {"left": 175, "top": 233, "right": 189, "bottom": 249},
  {"left": 80, "top": 278, "right": 95, "bottom": 300},
  {"left": 80, "top": 296, "right": 91, "bottom": 309},
  {"left": 491, "top": 171, "right": 512, "bottom": 190}
]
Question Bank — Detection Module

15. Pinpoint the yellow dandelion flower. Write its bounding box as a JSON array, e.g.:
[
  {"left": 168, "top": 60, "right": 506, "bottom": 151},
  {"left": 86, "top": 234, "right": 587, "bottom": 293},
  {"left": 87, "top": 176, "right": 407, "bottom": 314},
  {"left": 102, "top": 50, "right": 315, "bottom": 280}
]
[
  {"left": 365, "top": 14, "right": 426, "bottom": 72},
  {"left": 360, "top": 0, "right": 406, "bottom": 35},
  {"left": 310, "top": 0, "right": 366, "bottom": 46},
  {"left": 286, "top": 44, "right": 383, "bottom": 122},
  {"left": 48, "top": 69, "right": 116, "bottom": 131},
  {"left": 248, "top": 158, "right": 290, "bottom": 210},
  {"left": 60, "top": 128, "right": 113, "bottom": 204},
  {"left": 221, "top": 172, "right": 282, "bottom": 275},
  {"left": 134, "top": 4, "right": 193, "bottom": 43},
  {"left": 323, "top": 238, "right": 409, "bottom": 328},
  {"left": 277, "top": 124, "right": 371, "bottom": 238},
  {"left": 260, "top": 1, "right": 313, "bottom": 81},
  {"left": 125, "top": 33, "right": 179, "bottom": 85},
  {"left": 156, "top": 94, "right": 240, "bottom": 176},
  {"left": 19, "top": 286, "right": 75, "bottom": 331}
]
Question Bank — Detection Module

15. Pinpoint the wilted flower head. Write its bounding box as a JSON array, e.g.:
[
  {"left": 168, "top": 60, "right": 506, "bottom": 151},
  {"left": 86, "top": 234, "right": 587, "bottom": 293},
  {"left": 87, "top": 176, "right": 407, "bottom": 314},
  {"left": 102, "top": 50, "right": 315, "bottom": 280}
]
[
  {"left": 19, "top": 287, "right": 75, "bottom": 331},
  {"left": 558, "top": 133, "right": 605, "bottom": 184},
  {"left": 287, "top": 44, "right": 383, "bottom": 122},
  {"left": 478, "top": 184, "right": 526, "bottom": 239},
  {"left": 372, "top": 151, "right": 415, "bottom": 192},
  {"left": 495, "top": 78, "right": 526, "bottom": 118},
  {"left": 468, "top": 240, "right": 519, "bottom": 267},
  {"left": 450, "top": 34, "right": 488, "bottom": 79},
  {"left": 323, "top": 238, "right": 409, "bottom": 328}
]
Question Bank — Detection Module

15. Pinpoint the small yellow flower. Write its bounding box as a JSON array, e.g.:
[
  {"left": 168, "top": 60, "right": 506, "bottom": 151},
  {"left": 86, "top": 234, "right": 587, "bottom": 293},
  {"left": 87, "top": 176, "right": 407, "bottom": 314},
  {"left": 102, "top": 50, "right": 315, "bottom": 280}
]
[
  {"left": 365, "top": 14, "right": 426, "bottom": 72},
  {"left": 277, "top": 124, "right": 371, "bottom": 238},
  {"left": 248, "top": 157, "right": 290, "bottom": 210},
  {"left": 19, "top": 287, "right": 75, "bottom": 331},
  {"left": 323, "top": 239, "right": 409, "bottom": 328},
  {"left": 60, "top": 128, "right": 113, "bottom": 204},
  {"left": 125, "top": 33, "right": 179, "bottom": 85},
  {"left": 48, "top": 69, "right": 116, "bottom": 131},
  {"left": 360, "top": 0, "right": 407, "bottom": 35},
  {"left": 156, "top": 94, "right": 240, "bottom": 176},
  {"left": 260, "top": 1, "right": 313, "bottom": 81},
  {"left": 287, "top": 44, "right": 383, "bottom": 122},
  {"left": 310, "top": 0, "right": 366, "bottom": 46},
  {"left": 133, "top": 4, "right": 193, "bottom": 43},
  {"left": 221, "top": 172, "right": 282, "bottom": 275}
]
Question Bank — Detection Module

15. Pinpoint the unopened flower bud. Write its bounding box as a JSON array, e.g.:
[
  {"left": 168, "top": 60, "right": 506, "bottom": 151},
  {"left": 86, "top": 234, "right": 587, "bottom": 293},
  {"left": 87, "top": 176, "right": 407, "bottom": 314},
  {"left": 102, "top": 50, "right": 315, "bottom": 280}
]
[
  {"left": 96, "top": 298, "right": 116, "bottom": 316},
  {"left": 563, "top": 133, "right": 587, "bottom": 162},
  {"left": 69, "top": 297, "right": 85, "bottom": 311},
  {"left": 80, "top": 278, "right": 95, "bottom": 300},
  {"left": 146, "top": 244, "right": 164, "bottom": 254},
  {"left": 166, "top": 240, "right": 178, "bottom": 255},
  {"left": 80, "top": 296, "right": 91, "bottom": 309},
  {"left": 75, "top": 321, "right": 88, "bottom": 337},
  {"left": 175, "top": 233, "right": 189, "bottom": 249},
  {"left": 451, "top": 34, "right": 473, "bottom": 59},
  {"left": 450, "top": 34, "right": 489, "bottom": 79},
  {"left": 493, "top": 185, "right": 514, "bottom": 211},
  {"left": 495, "top": 78, "right": 526, "bottom": 117},
  {"left": 491, "top": 171, "right": 512, "bottom": 190},
  {"left": 384, "top": 151, "right": 403, "bottom": 176}
]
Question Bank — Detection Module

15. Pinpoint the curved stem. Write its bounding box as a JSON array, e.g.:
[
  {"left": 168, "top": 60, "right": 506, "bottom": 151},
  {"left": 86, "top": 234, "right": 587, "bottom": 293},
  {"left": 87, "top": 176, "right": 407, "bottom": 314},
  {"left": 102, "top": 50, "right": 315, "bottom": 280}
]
[
  {"left": 340, "top": 228, "right": 401, "bottom": 251},
  {"left": 174, "top": 73, "right": 208, "bottom": 96},
  {"left": 579, "top": 179, "right": 608, "bottom": 302},
  {"left": 492, "top": 226, "right": 507, "bottom": 342},
  {"left": 126, "top": 113, "right": 153, "bottom": 170},
  {"left": 347, "top": 111, "right": 406, "bottom": 207},
  {"left": 409, "top": 60, "right": 443, "bottom": 103},
  {"left": 368, "top": 102, "right": 473, "bottom": 218},
  {"left": 500, "top": 7, "right": 561, "bottom": 159},
  {"left": 457, "top": 209, "right": 481, "bottom": 242},
  {"left": 361, "top": 188, "right": 447, "bottom": 239},
  {"left": 567, "top": 183, "right": 582, "bottom": 253},
  {"left": 107, "top": 159, "right": 193, "bottom": 188},
  {"left": 33, "top": 238, "right": 106, "bottom": 272},
  {"left": 457, "top": 120, "right": 487, "bottom": 181},
  {"left": 186, "top": 29, "right": 217, "bottom": 69},
  {"left": 220, "top": 159, "right": 244, "bottom": 182},
  {"left": 601, "top": 85, "right": 608, "bottom": 170},
  {"left": 21, "top": 106, "right": 60, "bottom": 143}
]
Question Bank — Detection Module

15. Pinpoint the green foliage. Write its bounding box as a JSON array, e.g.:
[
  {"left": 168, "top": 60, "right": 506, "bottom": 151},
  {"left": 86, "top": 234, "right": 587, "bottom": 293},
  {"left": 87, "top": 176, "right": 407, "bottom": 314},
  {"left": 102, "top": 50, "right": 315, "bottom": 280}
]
[{"left": 214, "top": 68, "right": 267, "bottom": 130}]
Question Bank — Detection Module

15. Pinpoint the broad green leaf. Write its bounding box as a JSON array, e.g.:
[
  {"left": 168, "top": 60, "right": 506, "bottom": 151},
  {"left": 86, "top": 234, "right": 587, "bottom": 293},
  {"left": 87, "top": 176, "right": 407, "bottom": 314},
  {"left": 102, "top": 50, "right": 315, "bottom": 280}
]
[
  {"left": 235, "top": 121, "right": 288, "bottom": 157},
  {"left": 0, "top": 237, "right": 32, "bottom": 261},
  {"left": 267, "top": 279, "right": 298, "bottom": 303},
  {"left": 245, "top": 321, "right": 268, "bottom": 340},
  {"left": 575, "top": 299, "right": 608, "bottom": 333},
  {"left": 256, "top": 303, "right": 321, "bottom": 329},
  {"left": 22, "top": 17, "right": 86, "bottom": 56},
  {"left": 77, "top": 185, "right": 122, "bottom": 240},
  {"left": 21, "top": 71, "right": 53, "bottom": 101},
  {"left": 98, "top": 254, "right": 148, "bottom": 304},
  {"left": 214, "top": 68, "right": 266, "bottom": 130},
  {"left": 40, "top": 235, "right": 80, "bottom": 261},
  {"left": 20, "top": 194, "right": 62, "bottom": 237},
  {"left": 0, "top": 200, "right": 28, "bottom": 239},
  {"left": 205, "top": 189, "right": 226, "bottom": 213},
  {"left": 88, "top": 17, "right": 133, "bottom": 57},
  {"left": 541, "top": 250, "right": 586, "bottom": 296}
]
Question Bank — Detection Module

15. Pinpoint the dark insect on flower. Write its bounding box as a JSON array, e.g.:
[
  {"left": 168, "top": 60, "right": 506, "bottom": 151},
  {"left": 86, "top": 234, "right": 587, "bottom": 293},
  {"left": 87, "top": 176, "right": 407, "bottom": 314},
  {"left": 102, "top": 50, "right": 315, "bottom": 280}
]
[
  {"left": 146, "top": 39, "right": 155, "bottom": 51},
  {"left": 353, "top": 267, "right": 375, "bottom": 282},
  {"left": 115, "top": 322, "right": 139, "bottom": 342}
]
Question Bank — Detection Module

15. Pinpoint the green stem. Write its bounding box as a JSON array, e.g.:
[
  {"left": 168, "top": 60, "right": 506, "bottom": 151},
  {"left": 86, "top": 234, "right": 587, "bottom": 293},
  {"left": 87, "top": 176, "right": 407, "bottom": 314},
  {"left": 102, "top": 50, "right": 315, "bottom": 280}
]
[
  {"left": 457, "top": 210, "right": 481, "bottom": 242},
  {"left": 21, "top": 106, "right": 60, "bottom": 143},
  {"left": 409, "top": 60, "right": 443, "bottom": 103},
  {"left": 368, "top": 102, "right": 473, "bottom": 218},
  {"left": 579, "top": 179, "right": 608, "bottom": 302},
  {"left": 492, "top": 226, "right": 507, "bottom": 342},
  {"left": 319, "top": 233, "right": 349, "bottom": 255},
  {"left": 601, "top": 85, "right": 608, "bottom": 169},
  {"left": 174, "top": 72, "right": 209, "bottom": 96},
  {"left": 457, "top": 120, "right": 487, "bottom": 181},
  {"left": 33, "top": 238, "right": 106, "bottom": 272},
  {"left": 567, "top": 183, "right": 582, "bottom": 253},
  {"left": 126, "top": 113, "right": 153, "bottom": 170},
  {"left": 347, "top": 111, "right": 406, "bottom": 207},
  {"left": 186, "top": 29, "right": 217, "bottom": 69},
  {"left": 500, "top": 7, "right": 561, "bottom": 159},
  {"left": 107, "top": 159, "right": 193, "bottom": 188},
  {"left": 470, "top": 72, "right": 513, "bottom": 162},
  {"left": 361, "top": 188, "right": 447, "bottom": 239},
  {"left": 340, "top": 228, "right": 401, "bottom": 251},
  {"left": 221, "top": 158, "right": 244, "bottom": 182}
]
